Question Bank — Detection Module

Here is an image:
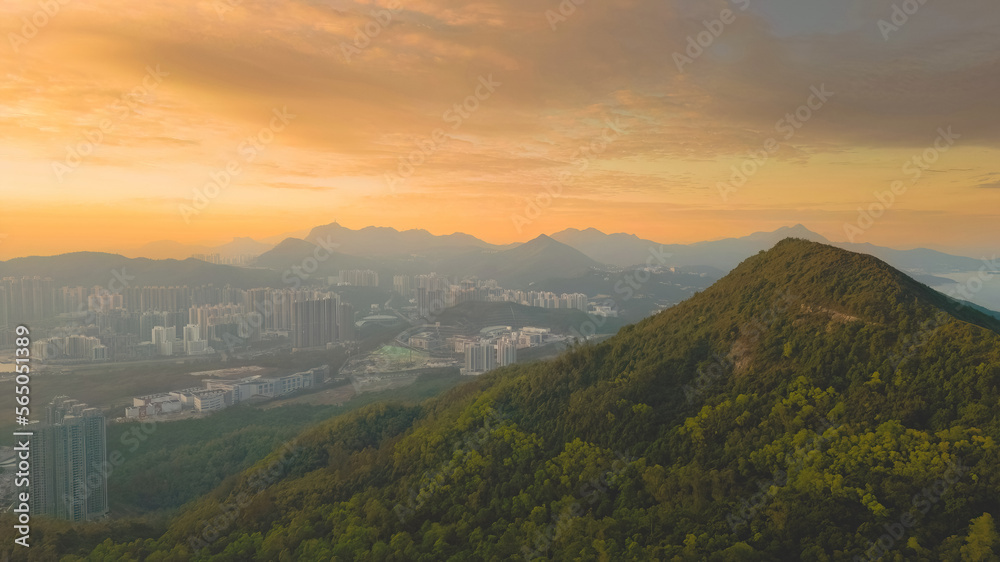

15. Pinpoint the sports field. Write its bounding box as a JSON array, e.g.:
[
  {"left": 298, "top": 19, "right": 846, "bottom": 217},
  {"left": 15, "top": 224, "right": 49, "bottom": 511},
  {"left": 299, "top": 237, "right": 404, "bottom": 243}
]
[{"left": 371, "top": 344, "right": 430, "bottom": 371}]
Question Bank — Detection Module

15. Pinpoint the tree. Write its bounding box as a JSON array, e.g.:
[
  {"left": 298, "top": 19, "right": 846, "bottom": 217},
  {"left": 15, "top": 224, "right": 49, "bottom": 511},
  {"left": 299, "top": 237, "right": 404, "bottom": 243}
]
[{"left": 960, "top": 513, "right": 999, "bottom": 562}]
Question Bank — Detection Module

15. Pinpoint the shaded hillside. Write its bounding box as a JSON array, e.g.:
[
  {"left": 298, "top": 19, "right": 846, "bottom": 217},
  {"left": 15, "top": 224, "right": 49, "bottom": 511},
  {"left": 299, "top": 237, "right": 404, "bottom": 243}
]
[
  {"left": 550, "top": 227, "right": 668, "bottom": 267},
  {"left": 254, "top": 238, "right": 379, "bottom": 277},
  {"left": 304, "top": 222, "right": 503, "bottom": 258},
  {"left": 122, "top": 237, "right": 274, "bottom": 260},
  {"left": 442, "top": 234, "right": 603, "bottom": 288},
  {"left": 120, "top": 240, "right": 215, "bottom": 260},
  {"left": 23, "top": 239, "right": 1000, "bottom": 561},
  {"left": 552, "top": 224, "right": 827, "bottom": 269}
]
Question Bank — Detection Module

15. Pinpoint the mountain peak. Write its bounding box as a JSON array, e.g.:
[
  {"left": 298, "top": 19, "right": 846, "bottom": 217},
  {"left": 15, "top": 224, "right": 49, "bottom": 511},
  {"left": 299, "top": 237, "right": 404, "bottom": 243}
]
[
  {"left": 302, "top": 222, "right": 499, "bottom": 256},
  {"left": 709, "top": 238, "right": 1000, "bottom": 332},
  {"left": 527, "top": 233, "right": 556, "bottom": 244},
  {"left": 270, "top": 237, "right": 315, "bottom": 251},
  {"left": 779, "top": 223, "right": 818, "bottom": 235}
]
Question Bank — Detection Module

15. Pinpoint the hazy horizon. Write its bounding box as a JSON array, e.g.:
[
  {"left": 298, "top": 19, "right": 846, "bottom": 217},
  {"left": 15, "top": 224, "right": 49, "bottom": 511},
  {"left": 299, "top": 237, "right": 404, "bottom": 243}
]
[{"left": 0, "top": 221, "right": 996, "bottom": 262}]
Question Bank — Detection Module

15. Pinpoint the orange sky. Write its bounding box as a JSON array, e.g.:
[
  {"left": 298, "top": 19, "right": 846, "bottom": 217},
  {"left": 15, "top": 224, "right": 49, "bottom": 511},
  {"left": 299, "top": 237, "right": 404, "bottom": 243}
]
[{"left": 1, "top": 0, "right": 998, "bottom": 259}]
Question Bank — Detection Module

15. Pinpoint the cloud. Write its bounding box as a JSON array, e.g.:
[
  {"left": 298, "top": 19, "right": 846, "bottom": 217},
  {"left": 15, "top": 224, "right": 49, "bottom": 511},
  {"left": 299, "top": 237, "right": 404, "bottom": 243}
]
[
  {"left": 975, "top": 173, "right": 1000, "bottom": 189},
  {"left": 1, "top": 0, "right": 998, "bottom": 255}
]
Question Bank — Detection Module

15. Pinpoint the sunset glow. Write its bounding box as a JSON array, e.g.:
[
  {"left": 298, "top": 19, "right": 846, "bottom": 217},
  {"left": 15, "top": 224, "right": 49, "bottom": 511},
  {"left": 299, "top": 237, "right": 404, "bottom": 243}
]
[{"left": 2, "top": 0, "right": 998, "bottom": 258}]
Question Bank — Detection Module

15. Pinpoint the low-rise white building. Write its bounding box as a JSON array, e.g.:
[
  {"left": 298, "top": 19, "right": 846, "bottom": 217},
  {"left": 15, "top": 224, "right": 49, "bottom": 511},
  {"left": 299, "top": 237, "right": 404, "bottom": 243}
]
[
  {"left": 124, "top": 399, "right": 182, "bottom": 419},
  {"left": 126, "top": 365, "right": 328, "bottom": 417},
  {"left": 192, "top": 390, "right": 226, "bottom": 412}
]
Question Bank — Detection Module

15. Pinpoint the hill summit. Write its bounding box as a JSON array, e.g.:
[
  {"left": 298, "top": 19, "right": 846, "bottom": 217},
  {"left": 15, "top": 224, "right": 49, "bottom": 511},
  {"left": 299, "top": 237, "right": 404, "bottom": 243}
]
[{"left": 442, "top": 233, "right": 601, "bottom": 287}]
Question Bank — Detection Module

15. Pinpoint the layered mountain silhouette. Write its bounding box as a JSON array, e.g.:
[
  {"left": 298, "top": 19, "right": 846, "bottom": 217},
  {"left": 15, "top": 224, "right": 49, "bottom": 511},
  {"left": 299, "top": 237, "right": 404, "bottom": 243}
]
[
  {"left": 5, "top": 225, "right": 995, "bottom": 318},
  {"left": 58, "top": 239, "right": 1000, "bottom": 559},
  {"left": 20, "top": 223, "right": 991, "bottom": 293},
  {"left": 552, "top": 224, "right": 988, "bottom": 275},
  {"left": 254, "top": 237, "right": 378, "bottom": 275},
  {"left": 438, "top": 234, "right": 602, "bottom": 287},
  {"left": 304, "top": 221, "right": 507, "bottom": 257}
]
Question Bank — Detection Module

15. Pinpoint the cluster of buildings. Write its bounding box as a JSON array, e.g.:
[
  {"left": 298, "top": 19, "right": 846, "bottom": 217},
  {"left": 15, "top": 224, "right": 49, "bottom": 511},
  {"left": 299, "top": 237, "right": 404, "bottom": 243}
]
[
  {"left": 0, "top": 277, "right": 54, "bottom": 348},
  {"left": 1, "top": 270, "right": 591, "bottom": 360},
  {"left": 31, "top": 334, "right": 108, "bottom": 361},
  {"left": 407, "top": 325, "right": 551, "bottom": 357},
  {"left": 31, "top": 322, "right": 216, "bottom": 360},
  {"left": 1, "top": 276, "right": 57, "bottom": 324},
  {"left": 26, "top": 397, "right": 109, "bottom": 522},
  {"left": 391, "top": 273, "right": 588, "bottom": 317},
  {"left": 333, "top": 269, "right": 380, "bottom": 287},
  {"left": 405, "top": 325, "right": 553, "bottom": 375},
  {"left": 191, "top": 253, "right": 258, "bottom": 266},
  {"left": 463, "top": 336, "right": 518, "bottom": 374},
  {"left": 1, "top": 278, "right": 356, "bottom": 360},
  {"left": 125, "top": 365, "right": 328, "bottom": 418},
  {"left": 152, "top": 323, "right": 213, "bottom": 356}
]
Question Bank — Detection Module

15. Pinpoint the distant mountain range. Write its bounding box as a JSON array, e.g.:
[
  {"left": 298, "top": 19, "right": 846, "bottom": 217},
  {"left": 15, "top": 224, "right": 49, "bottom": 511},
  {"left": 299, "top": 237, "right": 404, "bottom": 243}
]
[
  {"left": 117, "top": 222, "right": 512, "bottom": 261},
  {"left": 122, "top": 237, "right": 275, "bottom": 260},
  {"left": 254, "top": 238, "right": 378, "bottom": 275},
  {"left": 115, "top": 223, "right": 990, "bottom": 279},
  {"left": 438, "top": 234, "right": 602, "bottom": 288},
  {"left": 4, "top": 224, "right": 995, "bottom": 310},
  {"left": 551, "top": 224, "right": 991, "bottom": 275},
  {"left": 303, "top": 222, "right": 511, "bottom": 257}
]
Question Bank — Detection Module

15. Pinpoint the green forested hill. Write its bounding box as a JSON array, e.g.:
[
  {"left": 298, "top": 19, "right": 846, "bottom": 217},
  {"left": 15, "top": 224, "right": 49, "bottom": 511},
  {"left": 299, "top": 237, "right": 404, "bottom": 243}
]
[{"left": 11, "top": 239, "right": 1000, "bottom": 561}]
